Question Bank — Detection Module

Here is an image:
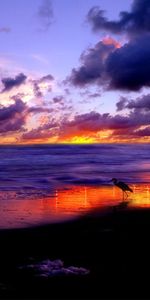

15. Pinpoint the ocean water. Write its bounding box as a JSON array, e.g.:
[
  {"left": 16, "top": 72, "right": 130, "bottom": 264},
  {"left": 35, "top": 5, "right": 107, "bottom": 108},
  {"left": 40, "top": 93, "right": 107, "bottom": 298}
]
[
  {"left": 0, "top": 143, "right": 150, "bottom": 193},
  {"left": 0, "top": 144, "right": 149, "bottom": 228}
]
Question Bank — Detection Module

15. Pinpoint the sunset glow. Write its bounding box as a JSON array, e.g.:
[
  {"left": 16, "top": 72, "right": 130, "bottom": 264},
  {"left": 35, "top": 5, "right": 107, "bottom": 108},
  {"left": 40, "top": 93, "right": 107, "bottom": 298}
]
[
  {"left": 0, "top": 2, "right": 150, "bottom": 298},
  {"left": 0, "top": 184, "right": 149, "bottom": 229},
  {"left": 0, "top": 0, "right": 149, "bottom": 144}
]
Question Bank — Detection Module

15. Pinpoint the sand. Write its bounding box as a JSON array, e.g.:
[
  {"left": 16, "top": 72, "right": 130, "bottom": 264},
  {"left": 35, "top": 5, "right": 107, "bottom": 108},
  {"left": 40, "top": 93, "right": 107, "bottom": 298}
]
[{"left": 0, "top": 204, "right": 150, "bottom": 299}]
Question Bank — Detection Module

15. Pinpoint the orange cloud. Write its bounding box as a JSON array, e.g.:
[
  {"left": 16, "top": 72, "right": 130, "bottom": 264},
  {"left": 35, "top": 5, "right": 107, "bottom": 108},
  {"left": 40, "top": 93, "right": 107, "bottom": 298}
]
[{"left": 102, "top": 36, "right": 121, "bottom": 48}]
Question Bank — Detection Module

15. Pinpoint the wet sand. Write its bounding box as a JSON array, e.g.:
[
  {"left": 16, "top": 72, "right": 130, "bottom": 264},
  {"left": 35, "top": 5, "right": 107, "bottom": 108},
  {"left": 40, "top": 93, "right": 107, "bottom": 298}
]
[{"left": 0, "top": 204, "right": 150, "bottom": 299}]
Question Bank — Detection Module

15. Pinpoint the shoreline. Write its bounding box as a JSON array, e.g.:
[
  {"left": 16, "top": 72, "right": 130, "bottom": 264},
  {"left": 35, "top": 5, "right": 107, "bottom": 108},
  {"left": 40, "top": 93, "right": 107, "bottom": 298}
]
[{"left": 1, "top": 205, "right": 150, "bottom": 299}]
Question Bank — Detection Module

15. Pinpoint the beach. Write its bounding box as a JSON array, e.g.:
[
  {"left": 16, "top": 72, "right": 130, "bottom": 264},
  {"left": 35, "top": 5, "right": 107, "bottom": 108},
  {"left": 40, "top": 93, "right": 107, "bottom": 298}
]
[
  {"left": 1, "top": 205, "right": 150, "bottom": 299},
  {"left": 0, "top": 144, "right": 149, "bottom": 299}
]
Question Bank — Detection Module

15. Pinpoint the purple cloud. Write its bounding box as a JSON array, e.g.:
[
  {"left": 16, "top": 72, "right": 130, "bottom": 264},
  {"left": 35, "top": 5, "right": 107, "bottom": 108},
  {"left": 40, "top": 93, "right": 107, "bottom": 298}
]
[
  {"left": 37, "top": 0, "right": 54, "bottom": 31},
  {"left": 21, "top": 121, "right": 58, "bottom": 140},
  {"left": 87, "top": 0, "right": 150, "bottom": 37},
  {"left": 40, "top": 74, "right": 54, "bottom": 82},
  {"left": 0, "top": 99, "right": 27, "bottom": 134},
  {"left": 88, "top": 92, "right": 101, "bottom": 98},
  {"left": 1, "top": 73, "right": 27, "bottom": 93},
  {"left": 28, "top": 106, "right": 52, "bottom": 114},
  {"left": 0, "top": 27, "right": 11, "bottom": 33},
  {"left": 68, "top": 34, "right": 150, "bottom": 91},
  {"left": 116, "top": 94, "right": 150, "bottom": 112},
  {"left": 126, "top": 94, "right": 150, "bottom": 111},
  {"left": 33, "top": 82, "right": 43, "bottom": 98},
  {"left": 116, "top": 97, "right": 128, "bottom": 111},
  {"left": 67, "top": 39, "right": 116, "bottom": 87},
  {"left": 134, "top": 126, "right": 150, "bottom": 137},
  {"left": 31, "top": 74, "right": 54, "bottom": 97},
  {"left": 105, "top": 35, "right": 150, "bottom": 90},
  {"left": 52, "top": 96, "right": 64, "bottom": 104},
  {"left": 58, "top": 110, "right": 150, "bottom": 139}
]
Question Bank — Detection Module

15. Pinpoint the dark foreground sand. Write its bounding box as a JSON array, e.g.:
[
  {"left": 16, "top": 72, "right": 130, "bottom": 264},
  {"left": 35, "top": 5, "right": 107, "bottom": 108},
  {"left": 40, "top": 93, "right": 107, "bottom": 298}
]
[{"left": 0, "top": 204, "right": 150, "bottom": 299}]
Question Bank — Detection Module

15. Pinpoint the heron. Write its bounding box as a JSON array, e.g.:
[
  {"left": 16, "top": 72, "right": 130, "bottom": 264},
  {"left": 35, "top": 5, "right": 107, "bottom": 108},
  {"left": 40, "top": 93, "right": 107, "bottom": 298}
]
[{"left": 111, "top": 178, "right": 133, "bottom": 200}]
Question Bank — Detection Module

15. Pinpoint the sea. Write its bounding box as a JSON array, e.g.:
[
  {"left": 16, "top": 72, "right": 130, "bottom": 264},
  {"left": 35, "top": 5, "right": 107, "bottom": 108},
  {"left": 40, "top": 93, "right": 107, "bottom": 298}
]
[{"left": 0, "top": 143, "right": 149, "bottom": 228}]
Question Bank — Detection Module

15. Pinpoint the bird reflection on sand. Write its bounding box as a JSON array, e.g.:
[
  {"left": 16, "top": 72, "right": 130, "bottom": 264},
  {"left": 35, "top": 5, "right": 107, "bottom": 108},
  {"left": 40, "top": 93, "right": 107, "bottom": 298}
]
[{"left": 112, "top": 200, "right": 131, "bottom": 213}]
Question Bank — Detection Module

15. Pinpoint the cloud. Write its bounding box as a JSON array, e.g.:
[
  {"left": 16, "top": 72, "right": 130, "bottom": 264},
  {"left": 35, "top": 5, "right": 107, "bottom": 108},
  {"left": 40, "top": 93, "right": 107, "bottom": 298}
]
[
  {"left": 40, "top": 74, "right": 54, "bottom": 82},
  {"left": 28, "top": 106, "right": 52, "bottom": 114},
  {"left": 88, "top": 92, "right": 101, "bottom": 98},
  {"left": 87, "top": 0, "right": 150, "bottom": 37},
  {"left": 21, "top": 121, "right": 58, "bottom": 141},
  {"left": 116, "top": 97, "right": 128, "bottom": 111},
  {"left": 31, "top": 74, "right": 54, "bottom": 98},
  {"left": 0, "top": 99, "right": 27, "bottom": 134},
  {"left": 21, "top": 129, "right": 52, "bottom": 140},
  {"left": 67, "top": 38, "right": 118, "bottom": 87},
  {"left": 105, "top": 35, "right": 150, "bottom": 90},
  {"left": 20, "top": 106, "right": 150, "bottom": 142},
  {"left": 33, "top": 82, "right": 43, "bottom": 98},
  {"left": 0, "top": 27, "right": 11, "bottom": 33},
  {"left": 134, "top": 126, "right": 150, "bottom": 137},
  {"left": 68, "top": 34, "right": 150, "bottom": 91},
  {"left": 0, "top": 95, "right": 53, "bottom": 135},
  {"left": 67, "top": 1, "right": 150, "bottom": 91},
  {"left": 52, "top": 96, "right": 64, "bottom": 104},
  {"left": 37, "top": 0, "right": 54, "bottom": 31},
  {"left": 58, "top": 109, "right": 150, "bottom": 141},
  {"left": 1, "top": 73, "right": 27, "bottom": 93},
  {"left": 116, "top": 94, "right": 150, "bottom": 112},
  {"left": 126, "top": 94, "right": 150, "bottom": 111}
]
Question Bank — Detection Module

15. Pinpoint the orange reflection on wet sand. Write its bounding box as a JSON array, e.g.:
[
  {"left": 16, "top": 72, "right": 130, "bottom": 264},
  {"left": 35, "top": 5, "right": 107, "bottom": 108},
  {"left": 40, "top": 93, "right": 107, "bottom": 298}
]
[{"left": 0, "top": 184, "right": 150, "bottom": 229}]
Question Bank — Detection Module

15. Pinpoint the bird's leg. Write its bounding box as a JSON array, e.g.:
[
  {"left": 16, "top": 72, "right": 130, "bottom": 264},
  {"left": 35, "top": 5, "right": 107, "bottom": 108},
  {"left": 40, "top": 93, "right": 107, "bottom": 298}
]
[{"left": 125, "top": 191, "right": 128, "bottom": 199}]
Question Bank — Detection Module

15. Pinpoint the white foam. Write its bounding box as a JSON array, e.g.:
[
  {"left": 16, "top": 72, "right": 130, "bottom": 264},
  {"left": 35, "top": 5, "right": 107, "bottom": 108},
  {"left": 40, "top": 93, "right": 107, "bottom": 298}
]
[{"left": 21, "top": 259, "right": 90, "bottom": 277}]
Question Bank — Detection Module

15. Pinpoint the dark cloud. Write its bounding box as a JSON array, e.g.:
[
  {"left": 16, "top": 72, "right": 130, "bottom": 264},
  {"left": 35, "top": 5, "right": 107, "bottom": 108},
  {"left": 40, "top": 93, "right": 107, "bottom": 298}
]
[
  {"left": 11, "top": 93, "right": 26, "bottom": 101},
  {"left": 0, "top": 99, "right": 27, "bottom": 134},
  {"left": 110, "top": 125, "right": 150, "bottom": 140},
  {"left": 88, "top": 92, "right": 101, "bottom": 98},
  {"left": 87, "top": 0, "right": 150, "bottom": 37},
  {"left": 40, "top": 74, "right": 54, "bottom": 82},
  {"left": 68, "top": 39, "right": 117, "bottom": 87},
  {"left": 116, "top": 97, "right": 127, "bottom": 111},
  {"left": 21, "top": 121, "right": 58, "bottom": 140},
  {"left": 126, "top": 94, "right": 150, "bottom": 111},
  {"left": 0, "top": 97, "right": 52, "bottom": 135},
  {"left": 37, "top": 0, "right": 54, "bottom": 31},
  {"left": 32, "top": 74, "right": 54, "bottom": 97},
  {"left": 67, "top": 1, "right": 150, "bottom": 91},
  {"left": 1, "top": 73, "right": 27, "bottom": 93},
  {"left": 0, "top": 27, "right": 11, "bottom": 33},
  {"left": 33, "top": 82, "right": 43, "bottom": 98},
  {"left": 68, "top": 35, "right": 150, "bottom": 91},
  {"left": 134, "top": 126, "right": 150, "bottom": 137},
  {"left": 28, "top": 106, "right": 52, "bottom": 114},
  {"left": 21, "top": 129, "right": 52, "bottom": 140},
  {"left": 116, "top": 94, "right": 150, "bottom": 112},
  {"left": 59, "top": 110, "right": 150, "bottom": 139},
  {"left": 0, "top": 99, "right": 26, "bottom": 121},
  {"left": 64, "top": 88, "right": 71, "bottom": 95},
  {"left": 105, "top": 35, "right": 150, "bottom": 90},
  {"left": 52, "top": 96, "right": 64, "bottom": 104}
]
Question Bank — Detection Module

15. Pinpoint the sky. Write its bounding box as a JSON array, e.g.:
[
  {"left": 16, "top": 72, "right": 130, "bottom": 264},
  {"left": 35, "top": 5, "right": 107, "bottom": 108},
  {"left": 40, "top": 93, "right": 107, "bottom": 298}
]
[{"left": 0, "top": 0, "right": 150, "bottom": 144}]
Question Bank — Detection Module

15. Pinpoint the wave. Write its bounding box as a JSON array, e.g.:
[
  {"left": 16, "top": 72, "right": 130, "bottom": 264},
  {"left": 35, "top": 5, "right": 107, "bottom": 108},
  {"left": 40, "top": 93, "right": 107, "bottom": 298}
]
[{"left": 0, "top": 144, "right": 149, "bottom": 196}]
